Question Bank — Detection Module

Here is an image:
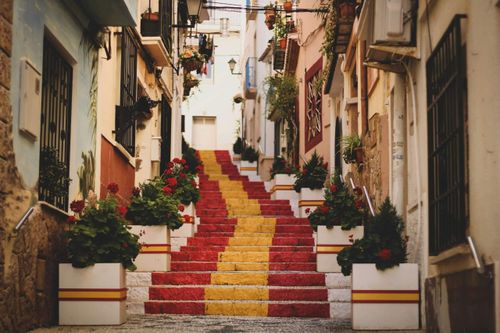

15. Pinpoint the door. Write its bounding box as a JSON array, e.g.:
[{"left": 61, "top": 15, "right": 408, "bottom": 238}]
[{"left": 192, "top": 116, "right": 216, "bottom": 150}]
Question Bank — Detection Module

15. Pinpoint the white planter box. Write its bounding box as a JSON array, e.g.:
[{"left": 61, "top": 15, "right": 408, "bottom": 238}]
[
  {"left": 298, "top": 188, "right": 324, "bottom": 218},
  {"left": 232, "top": 154, "right": 241, "bottom": 162},
  {"left": 271, "top": 174, "right": 299, "bottom": 201},
  {"left": 59, "top": 263, "right": 126, "bottom": 325},
  {"left": 352, "top": 263, "right": 420, "bottom": 330},
  {"left": 171, "top": 221, "right": 195, "bottom": 238},
  {"left": 316, "top": 226, "right": 364, "bottom": 272},
  {"left": 240, "top": 160, "right": 257, "bottom": 176},
  {"left": 194, "top": 176, "right": 199, "bottom": 185},
  {"left": 129, "top": 225, "right": 171, "bottom": 272}
]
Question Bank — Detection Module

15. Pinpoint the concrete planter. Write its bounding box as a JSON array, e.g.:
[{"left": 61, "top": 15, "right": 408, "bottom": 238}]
[
  {"left": 59, "top": 263, "right": 126, "bottom": 325},
  {"left": 232, "top": 153, "right": 241, "bottom": 162},
  {"left": 298, "top": 188, "right": 324, "bottom": 218},
  {"left": 129, "top": 225, "right": 171, "bottom": 272},
  {"left": 194, "top": 176, "right": 199, "bottom": 185},
  {"left": 352, "top": 263, "right": 420, "bottom": 330},
  {"left": 271, "top": 174, "right": 298, "bottom": 201},
  {"left": 240, "top": 160, "right": 257, "bottom": 176},
  {"left": 172, "top": 203, "right": 196, "bottom": 239},
  {"left": 316, "top": 225, "right": 364, "bottom": 272}
]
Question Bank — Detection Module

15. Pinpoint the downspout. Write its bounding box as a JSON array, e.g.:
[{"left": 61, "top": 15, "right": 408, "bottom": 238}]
[{"left": 392, "top": 74, "right": 405, "bottom": 215}]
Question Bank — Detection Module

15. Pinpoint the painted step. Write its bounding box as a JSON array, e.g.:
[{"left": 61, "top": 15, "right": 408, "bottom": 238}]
[
  {"left": 187, "top": 236, "right": 314, "bottom": 247},
  {"left": 170, "top": 262, "right": 317, "bottom": 272},
  {"left": 171, "top": 251, "right": 316, "bottom": 263}
]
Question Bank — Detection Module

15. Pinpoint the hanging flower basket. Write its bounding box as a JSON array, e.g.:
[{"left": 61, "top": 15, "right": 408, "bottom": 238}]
[
  {"left": 180, "top": 49, "right": 204, "bottom": 72},
  {"left": 283, "top": 1, "right": 293, "bottom": 12}
]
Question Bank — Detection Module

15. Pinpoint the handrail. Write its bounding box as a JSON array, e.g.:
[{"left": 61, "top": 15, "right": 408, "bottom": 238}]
[
  {"left": 467, "top": 236, "right": 485, "bottom": 275},
  {"left": 14, "top": 207, "right": 35, "bottom": 232},
  {"left": 347, "top": 176, "right": 375, "bottom": 217}
]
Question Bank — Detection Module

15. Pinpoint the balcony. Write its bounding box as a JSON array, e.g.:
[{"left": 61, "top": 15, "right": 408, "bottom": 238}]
[
  {"left": 245, "top": 57, "right": 257, "bottom": 99},
  {"left": 75, "top": 0, "right": 137, "bottom": 26},
  {"left": 140, "top": 0, "right": 172, "bottom": 67}
]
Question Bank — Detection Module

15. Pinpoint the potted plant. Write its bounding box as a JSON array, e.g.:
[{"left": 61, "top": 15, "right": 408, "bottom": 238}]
[
  {"left": 59, "top": 185, "right": 140, "bottom": 325},
  {"left": 274, "top": 14, "right": 288, "bottom": 49},
  {"left": 337, "top": 198, "right": 419, "bottom": 330},
  {"left": 141, "top": 8, "right": 160, "bottom": 36},
  {"left": 340, "top": 134, "right": 363, "bottom": 164},
  {"left": 270, "top": 156, "right": 298, "bottom": 202},
  {"left": 264, "top": 4, "right": 276, "bottom": 29},
  {"left": 286, "top": 19, "right": 297, "bottom": 33},
  {"left": 307, "top": 173, "right": 366, "bottom": 272},
  {"left": 126, "top": 178, "right": 184, "bottom": 272},
  {"left": 180, "top": 49, "right": 205, "bottom": 72},
  {"left": 232, "top": 137, "right": 243, "bottom": 162},
  {"left": 294, "top": 151, "right": 328, "bottom": 217},
  {"left": 165, "top": 158, "right": 200, "bottom": 239},
  {"left": 240, "top": 145, "right": 260, "bottom": 176}
]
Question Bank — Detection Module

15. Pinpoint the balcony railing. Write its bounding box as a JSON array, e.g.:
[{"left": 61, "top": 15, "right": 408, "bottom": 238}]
[
  {"left": 140, "top": 0, "right": 172, "bottom": 66},
  {"left": 245, "top": 57, "right": 257, "bottom": 99}
]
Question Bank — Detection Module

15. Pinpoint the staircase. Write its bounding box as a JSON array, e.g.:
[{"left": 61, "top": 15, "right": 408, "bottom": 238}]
[{"left": 139, "top": 150, "right": 331, "bottom": 317}]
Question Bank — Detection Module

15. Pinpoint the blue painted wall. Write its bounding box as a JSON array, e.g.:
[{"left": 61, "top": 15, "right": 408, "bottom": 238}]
[{"left": 11, "top": 0, "right": 97, "bottom": 202}]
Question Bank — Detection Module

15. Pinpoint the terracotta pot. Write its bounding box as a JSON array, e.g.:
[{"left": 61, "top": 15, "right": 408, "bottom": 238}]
[
  {"left": 339, "top": 2, "right": 356, "bottom": 19},
  {"left": 279, "top": 38, "right": 287, "bottom": 49},
  {"left": 141, "top": 12, "right": 160, "bottom": 20},
  {"left": 354, "top": 147, "right": 364, "bottom": 163},
  {"left": 286, "top": 20, "right": 296, "bottom": 33},
  {"left": 283, "top": 1, "right": 293, "bottom": 12}
]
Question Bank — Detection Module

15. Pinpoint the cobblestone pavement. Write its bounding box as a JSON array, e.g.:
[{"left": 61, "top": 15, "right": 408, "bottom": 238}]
[{"left": 29, "top": 315, "right": 424, "bottom": 333}]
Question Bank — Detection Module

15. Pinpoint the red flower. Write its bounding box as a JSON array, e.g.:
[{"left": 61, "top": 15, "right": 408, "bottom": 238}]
[
  {"left": 195, "top": 166, "right": 203, "bottom": 172},
  {"left": 330, "top": 184, "right": 337, "bottom": 193},
  {"left": 107, "top": 182, "right": 119, "bottom": 194},
  {"left": 167, "top": 178, "right": 177, "bottom": 187},
  {"left": 319, "top": 206, "right": 329, "bottom": 214},
  {"left": 173, "top": 158, "right": 181, "bottom": 164},
  {"left": 378, "top": 248, "right": 392, "bottom": 261},
  {"left": 284, "top": 167, "right": 291, "bottom": 174},
  {"left": 67, "top": 215, "right": 77, "bottom": 223},
  {"left": 305, "top": 208, "right": 311, "bottom": 214},
  {"left": 70, "top": 200, "right": 85, "bottom": 213},
  {"left": 179, "top": 173, "right": 186, "bottom": 179},
  {"left": 117, "top": 206, "right": 127, "bottom": 217},
  {"left": 132, "top": 187, "right": 141, "bottom": 196},
  {"left": 302, "top": 170, "right": 307, "bottom": 175},
  {"left": 180, "top": 159, "right": 187, "bottom": 165},
  {"left": 191, "top": 180, "right": 197, "bottom": 188},
  {"left": 323, "top": 162, "right": 329, "bottom": 170},
  {"left": 167, "top": 162, "right": 174, "bottom": 169},
  {"left": 122, "top": 242, "right": 129, "bottom": 249},
  {"left": 183, "top": 215, "right": 191, "bottom": 223},
  {"left": 355, "top": 200, "right": 364, "bottom": 209},
  {"left": 178, "top": 204, "right": 185, "bottom": 212},
  {"left": 184, "top": 165, "right": 189, "bottom": 170},
  {"left": 162, "top": 186, "right": 173, "bottom": 195},
  {"left": 164, "top": 169, "right": 173, "bottom": 176}
]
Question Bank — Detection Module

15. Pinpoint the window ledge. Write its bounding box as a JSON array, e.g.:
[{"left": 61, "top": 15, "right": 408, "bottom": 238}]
[
  {"left": 429, "top": 243, "right": 471, "bottom": 265},
  {"left": 40, "top": 201, "right": 70, "bottom": 217},
  {"left": 102, "top": 134, "right": 136, "bottom": 168}
]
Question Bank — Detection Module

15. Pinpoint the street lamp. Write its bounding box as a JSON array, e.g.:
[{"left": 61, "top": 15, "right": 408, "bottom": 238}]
[
  {"left": 173, "top": 0, "right": 203, "bottom": 28},
  {"left": 228, "top": 58, "right": 242, "bottom": 75}
]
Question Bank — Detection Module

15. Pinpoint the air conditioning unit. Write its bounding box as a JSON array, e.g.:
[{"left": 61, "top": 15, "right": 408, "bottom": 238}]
[
  {"left": 371, "top": 0, "right": 413, "bottom": 45},
  {"left": 19, "top": 59, "right": 42, "bottom": 140},
  {"left": 151, "top": 136, "right": 162, "bottom": 162}
]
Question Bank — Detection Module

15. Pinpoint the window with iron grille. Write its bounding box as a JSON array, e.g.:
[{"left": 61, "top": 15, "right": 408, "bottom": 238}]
[
  {"left": 160, "top": 97, "right": 172, "bottom": 175},
  {"left": 305, "top": 58, "right": 323, "bottom": 152},
  {"left": 427, "top": 15, "right": 468, "bottom": 255},
  {"left": 39, "top": 38, "right": 73, "bottom": 211},
  {"left": 161, "top": 0, "right": 173, "bottom": 53},
  {"left": 116, "top": 27, "right": 138, "bottom": 155}
]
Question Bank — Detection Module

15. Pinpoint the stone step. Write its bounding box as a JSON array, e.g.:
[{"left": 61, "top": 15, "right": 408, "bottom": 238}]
[{"left": 170, "top": 262, "right": 317, "bottom": 272}]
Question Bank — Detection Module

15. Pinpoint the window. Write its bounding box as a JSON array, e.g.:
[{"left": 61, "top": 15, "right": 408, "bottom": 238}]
[
  {"left": 116, "top": 27, "right": 138, "bottom": 155},
  {"left": 39, "top": 38, "right": 73, "bottom": 210},
  {"left": 160, "top": 0, "right": 173, "bottom": 53},
  {"left": 160, "top": 97, "right": 172, "bottom": 174},
  {"left": 427, "top": 15, "right": 468, "bottom": 255},
  {"left": 305, "top": 58, "right": 323, "bottom": 152}
]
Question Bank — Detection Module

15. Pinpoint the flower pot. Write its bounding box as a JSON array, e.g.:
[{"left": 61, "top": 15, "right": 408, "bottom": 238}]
[
  {"left": 298, "top": 188, "right": 324, "bottom": 218},
  {"left": 354, "top": 147, "right": 364, "bottom": 163},
  {"left": 129, "top": 226, "right": 171, "bottom": 272},
  {"left": 279, "top": 37, "right": 287, "bottom": 50},
  {"left": 339, "top": 2, "right": 356, "bottom": 19},
  {"left": 283, "top": 1, "right": 293, "bottom": 12},
  {"left": 271, "top": 174, "right": 298, "bottom": 201},
  {"left": 59, "top": 263, "right": 126, "bottom": 325},
  {"left": 240, "top": 160, "right": 257, "bottom": 176},
  {"left": 316, "top": 225, "right": 364, "bottom": 272},
  {"left": 352, "top": 263, "right": 420, "bottom": 330},
  {"left": 182, "top": 58, "right": 203, "bottom": 72},
  {"left": 141, "top": 15, "right": 161, "bottom": 37}
]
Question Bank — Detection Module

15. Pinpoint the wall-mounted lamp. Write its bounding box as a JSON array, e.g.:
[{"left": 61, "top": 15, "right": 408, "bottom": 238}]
[
  {"left": 173, "top": 0, "right": 203, "bottom": 28},
  {"left": 228, "top": 58, "right": 242, "bottom": 75}
]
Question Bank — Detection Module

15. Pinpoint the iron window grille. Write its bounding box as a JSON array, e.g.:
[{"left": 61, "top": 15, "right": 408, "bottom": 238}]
[
  {"left": 116, "top": 27, "right": 138, "bottom": 155},
  {"left": 39, "top": 38, "right": 73, "bottom": 211},
  {"left": 305, "top": 58, "right": 323, "bottom": 152},
  {"left": 427, "top": 15, "right": 468, "bottom": 255}
]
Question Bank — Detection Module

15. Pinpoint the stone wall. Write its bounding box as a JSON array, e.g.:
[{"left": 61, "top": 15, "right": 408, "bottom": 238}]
[{"left": 0, "top": 0, "right": 69, "bottom": 331}]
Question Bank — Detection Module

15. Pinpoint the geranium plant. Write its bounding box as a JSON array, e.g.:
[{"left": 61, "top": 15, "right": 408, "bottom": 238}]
[
  {"left": 164, "top": 158, "right": 200, "bottom": 206},
  {"left": 270, "top": 156, "right": 296, "bottom": 179},
  {"left": 307, "top": 173, "right": 366, "bottom": 230},
  {"left": 65, "top": 184, "right": 140, "bottom": 270},
  {"left": 126, "top": 178, "right": 184, "bottom": 229},
  {"left": 241, "top": 145, "right": 260, "bottom": 163},
  {"left": 337, "top": 198, "right": 408, "bottom": 276},
  {"left": 182, "top": 147, "right": 203, "bottom": 175},
  {"left": 293, "top": 151, "right": 328, "bottom": 192}
]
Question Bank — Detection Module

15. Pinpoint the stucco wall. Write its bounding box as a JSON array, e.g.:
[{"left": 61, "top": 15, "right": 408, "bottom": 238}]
[{"left": 10, "top": 0, "right": 96, "bottom": 202}]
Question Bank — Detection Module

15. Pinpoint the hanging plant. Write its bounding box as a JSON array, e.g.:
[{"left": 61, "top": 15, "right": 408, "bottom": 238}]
[{"left": 180, "top": 49, "right": 204, "bottom": 72}]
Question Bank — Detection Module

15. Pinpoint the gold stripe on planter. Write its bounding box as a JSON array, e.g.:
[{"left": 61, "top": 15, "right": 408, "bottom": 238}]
[
  {"left": 140, "top": 244, "right": 171, "bottom": 254},
  {"left": 352, "top": 290, "right": 420, "bottom": 304},
  {"left": 59, "top": 288, "right": 127, "bottom": 301},
  {"left": 240, "top": 167, "right": 257, "bottom": 171},
  {"left": 316, "top": 244, "right": 348, "bottom": 254},
  {"left": 271, "top": 185, "right": 294, "bottom": 193},
  {"left": 298, "top": 200, "right": 325, "bottom": 207}
]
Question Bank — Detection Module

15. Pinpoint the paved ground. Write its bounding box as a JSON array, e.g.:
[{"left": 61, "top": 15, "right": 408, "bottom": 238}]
[{"left": 29, "top": 315, "right": 424, "bottom": 333}]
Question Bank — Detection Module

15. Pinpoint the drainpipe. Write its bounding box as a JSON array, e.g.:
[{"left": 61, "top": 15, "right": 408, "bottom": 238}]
[{"left": 392, "top": 74, "right": 405, "bottom": 215}]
